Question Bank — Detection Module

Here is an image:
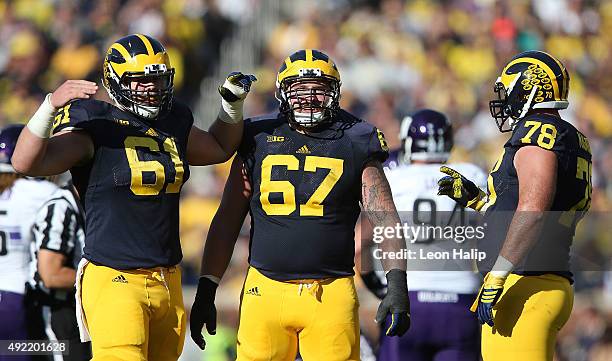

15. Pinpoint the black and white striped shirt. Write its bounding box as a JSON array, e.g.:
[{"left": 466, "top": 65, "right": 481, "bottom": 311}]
[{"left": 29, "top": 186, "right": 85, "bottom": 301}]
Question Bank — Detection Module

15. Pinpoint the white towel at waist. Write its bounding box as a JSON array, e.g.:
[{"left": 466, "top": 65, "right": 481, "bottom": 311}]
[{"left": 75, "top": 258, "right": 91, "bottom": 342}]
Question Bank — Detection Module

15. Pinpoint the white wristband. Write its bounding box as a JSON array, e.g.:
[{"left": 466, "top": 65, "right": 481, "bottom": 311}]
[
  {"left": 491, "top": 256, "right": 514, "bottom": 278},
  {"left": 26, "top": 93, "right": 57, "bottom": 138},
  {"left": 218, "top": 98, "right": 244, "bottom": 124},
  {"left": 200, "top": 274, "right": 221, "bottom": 284}
]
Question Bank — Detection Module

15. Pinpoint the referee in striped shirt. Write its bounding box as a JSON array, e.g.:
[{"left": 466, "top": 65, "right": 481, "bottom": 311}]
[{"left": 29, "top": 183, "right": 90, "bottom": 361}]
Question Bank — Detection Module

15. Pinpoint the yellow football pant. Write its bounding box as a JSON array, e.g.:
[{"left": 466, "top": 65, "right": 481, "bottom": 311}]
[
  {"left": 236, "top": 267, "right": 360, "bottom": 361},
  {"left": 81, "top": 262, "right": 186, "bottom": 361},
  {"left": 481, "top": 273, "right": 573, "bottom": 361}
]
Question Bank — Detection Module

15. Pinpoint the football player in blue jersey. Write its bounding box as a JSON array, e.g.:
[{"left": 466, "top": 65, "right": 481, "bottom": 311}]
[
  {"left": 438, "top": 51, "right": 592, "bottom": 360},
  {"left": 189, "top": 49, "right": 411, "bottom": 360},
  {"left": 12, "top": 34, "right": 256, "bottom": 361}
]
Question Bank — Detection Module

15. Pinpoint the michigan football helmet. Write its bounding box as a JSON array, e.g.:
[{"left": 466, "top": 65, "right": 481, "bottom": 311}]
[
  {"left": 399, "top": 109, "right": 453, "bottom": 164},
  {"left": 103, "top": 34, "right": 175, "bottom": 119},
  {"left": 490, "top": 50, "right": 569, "bottom": 132},
  {"left": 0, "top": 124, "right": 24, "bottom": 173},
  {"left": 276, "top": 49, "right": 341, "bottom": 128}
]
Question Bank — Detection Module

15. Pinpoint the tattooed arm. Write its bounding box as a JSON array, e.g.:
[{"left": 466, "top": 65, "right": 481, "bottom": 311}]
[
  {"left": 361, "top": 160, "right": 406, "bottom": 271},
  {"left": 362, "top": 159, "right": 411, "bottom": 335}
]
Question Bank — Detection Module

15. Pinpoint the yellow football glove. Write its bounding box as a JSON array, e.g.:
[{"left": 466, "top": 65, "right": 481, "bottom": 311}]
[
  {"left": 471, "top": 273, "right": 506, "bottom": 326},
  {"left": 438, "top": 166, "right": 487, "bottom": 211}
]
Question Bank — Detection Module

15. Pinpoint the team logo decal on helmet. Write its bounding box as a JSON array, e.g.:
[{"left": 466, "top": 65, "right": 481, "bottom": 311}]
[
  {"left": 399, "top": 109, "right": 453, "bottom": 164},
  {"left": 103, "top": 34, "right": 175, "bottom": 119},
  {"left": 276, "top": 49, "right": 341, "bottom": 128},
  {"left": 490, "top": 50, "right": 569, "bottom": 132}
]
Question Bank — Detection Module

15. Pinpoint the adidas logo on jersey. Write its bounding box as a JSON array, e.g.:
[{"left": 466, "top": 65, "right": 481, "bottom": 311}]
[
  {"left": 145, "top": 128, "right": 158, "bottom": 137},
  {"left": 245, "top": 286, "right": 261, "bottom": 296},
  {"left": 112, "top": 275, "right": 128, "bottom": 283},
  {"left": 296, "top": 145, "right": 311, "bottom": 154}
]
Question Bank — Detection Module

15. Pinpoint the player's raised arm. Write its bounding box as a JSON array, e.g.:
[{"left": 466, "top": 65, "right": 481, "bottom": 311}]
[
  {"left": 361, "top": 160, "right": 411, "bottom": 336},
  {"left": 12, "top": 80, "right": 97, "bottom": 176},
  {"left": 187, "top": 73, "right": 256, "bottom": 165},
  {"left": 189, "top": 156, "right": 251, "bottom": 350}
]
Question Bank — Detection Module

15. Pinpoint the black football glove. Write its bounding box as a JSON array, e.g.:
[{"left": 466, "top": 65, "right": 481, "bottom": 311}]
[
  {"left": 375, "top": 269, "right": 410, "bottom": 336},
  {"left": 189, "top": 277, "right": 218, "bottom": 350},
  {"left": 437, "top": 166, "right": 487, "bottom": 211},
  {"left": 218, "top": 72, "right": 257, "bottom": 103},
  {"left": 360, "top": 271, "right": 387, "bottom": 300}
]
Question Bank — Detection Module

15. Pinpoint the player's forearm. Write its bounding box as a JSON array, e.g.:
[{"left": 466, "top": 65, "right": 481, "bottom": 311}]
[
  {"left": 208, "top": 119, "right": 243, "bottom": 162},
  {"left": 359, "top": 243, "right": 377, "bottom": 273},
  {"left": 373, "top": 215, "right": 406, "bottom": 271},
  {"left": 496, "top": 146, "right": 557, "bottom": 273},
  {"left": 200, "top": 155, "right": 251, "bottom": 280},
  {"left": 200, "top": 210, "right": 245, "bottom": 280},
  {"left": 362, "top": 162, "right": 406, "bottom": 271},
  {"left": 498, "top": 210, "right": 546, "bottom": 268},
  {"left": 199, "top": 236, "right": 238, "bottom": 281},
  {"left": 355, "top": 216, "right": 377, "bottom": 273}
]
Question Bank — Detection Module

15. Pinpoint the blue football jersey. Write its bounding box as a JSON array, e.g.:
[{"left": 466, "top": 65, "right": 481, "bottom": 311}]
[
  {"left": 52, "top": 99, "right": 193, "bottom": 269},
  {"left": 238, "top": 110, "right": 388, "bottom": 280}
]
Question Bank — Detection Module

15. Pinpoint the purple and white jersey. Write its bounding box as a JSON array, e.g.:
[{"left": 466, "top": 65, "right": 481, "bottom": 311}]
[
  {"left": 0, "top": 178, "right": 59, "bottom": 294},
  {"left": 385, "top": 162, "right": 487, "bottom": 294}
]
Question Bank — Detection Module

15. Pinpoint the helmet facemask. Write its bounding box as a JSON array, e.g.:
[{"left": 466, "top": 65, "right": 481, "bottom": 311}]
[
  {"left": 489, "top": 74, "right": 535, "bottom": 133},
  {"left": 105, "top": 61, "right": 174, "bottom": 120},
  {"left": 489, "top": 81, "right": 514, "bottom": 132},
  {"left": 278, "top": 73, "right": 340, "bottom": 128}
]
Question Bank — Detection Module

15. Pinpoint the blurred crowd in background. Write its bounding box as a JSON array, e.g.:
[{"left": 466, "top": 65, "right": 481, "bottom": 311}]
[{"left": 1, "top": 0, "right": 611, "bottom": 360}]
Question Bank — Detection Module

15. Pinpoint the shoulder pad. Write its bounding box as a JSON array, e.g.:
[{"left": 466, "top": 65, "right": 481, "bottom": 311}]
[
  {"left": 51, "top": 99, "right": 112, "bottom": 134},
  {"left": 238, "top": 113, "right": 284, "bottom": 159},
  {"left": 244, "top": 113, "right": 284, "bottom": 134},
  {"left": 169, "top": 99, "right": 191, "bottom": 116},
  {"left": 245, "top": 112, "right": 283, "bottom": 126},
  {"left": 337, "top": 110, "right": 389, "bottom": 163}
]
